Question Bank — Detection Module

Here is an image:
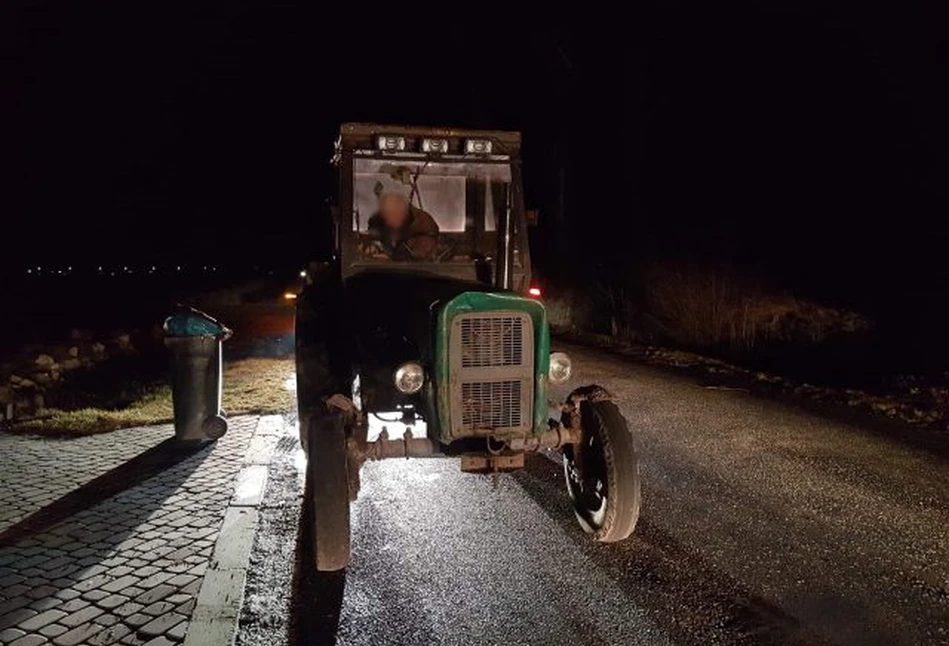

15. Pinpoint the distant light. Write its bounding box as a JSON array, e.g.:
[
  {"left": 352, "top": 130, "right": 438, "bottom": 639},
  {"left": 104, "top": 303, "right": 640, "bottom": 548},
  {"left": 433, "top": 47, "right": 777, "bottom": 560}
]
[
  {"left": 299, "top": 270, "right": 307, "bottom": 278},
  {"left": 176, "top": 266, "right": 181, "bottom": 271},
  {"left": 98, "top": 266, "right": 103, "bottom": 272},
  {"left": 26, "top": 269, "right": 31, "bottom": 274},
  {"left": 283, "top": 292, "right": 297, "bottom": 300},
  {"left": 528, "top": 286, "right": 542, "bottom": 298},
  {"left": 67, "top": 266, "right": 72, "bottom": 271}
]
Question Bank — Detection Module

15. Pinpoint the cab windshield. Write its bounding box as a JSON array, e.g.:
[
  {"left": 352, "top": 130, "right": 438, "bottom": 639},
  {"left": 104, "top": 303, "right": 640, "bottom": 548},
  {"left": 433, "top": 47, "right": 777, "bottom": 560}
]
[{"left": 352, "top": 158, "right": 511, "bottom": 264}]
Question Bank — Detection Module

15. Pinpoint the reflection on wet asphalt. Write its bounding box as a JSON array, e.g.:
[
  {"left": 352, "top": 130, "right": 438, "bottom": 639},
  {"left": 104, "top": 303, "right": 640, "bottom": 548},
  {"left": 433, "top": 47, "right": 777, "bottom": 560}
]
[{"left": 237, "top": 343, "right": 949, "bottom": 646}]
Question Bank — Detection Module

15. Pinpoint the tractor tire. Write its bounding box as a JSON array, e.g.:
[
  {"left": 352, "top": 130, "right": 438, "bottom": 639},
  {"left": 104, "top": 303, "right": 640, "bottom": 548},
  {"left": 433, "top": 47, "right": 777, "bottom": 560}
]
[
  {"left": 306, "top": 413, "right": 351, "bottom": 571},
  {"left": 563, "top": 399, "right": 641, "bottom": 542}
]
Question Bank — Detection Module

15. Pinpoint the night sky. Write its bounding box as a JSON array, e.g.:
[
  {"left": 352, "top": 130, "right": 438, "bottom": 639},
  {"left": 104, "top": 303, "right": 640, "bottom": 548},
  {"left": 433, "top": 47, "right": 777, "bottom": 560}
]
[{"left": 4, "top": 4, "right": 947, "bottom": 317}]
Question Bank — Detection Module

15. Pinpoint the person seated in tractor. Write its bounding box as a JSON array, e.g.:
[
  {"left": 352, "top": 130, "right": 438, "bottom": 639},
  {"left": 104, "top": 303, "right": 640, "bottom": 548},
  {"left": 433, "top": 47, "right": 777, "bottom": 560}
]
[{"left": 366, "top": 179, "right": 440, "bottom": 261}]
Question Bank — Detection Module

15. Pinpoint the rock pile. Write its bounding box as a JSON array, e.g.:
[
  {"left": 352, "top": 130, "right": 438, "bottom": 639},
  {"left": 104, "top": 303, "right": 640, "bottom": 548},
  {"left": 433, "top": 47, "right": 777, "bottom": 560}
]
[{"left": 0, "top": 331, "right": 135, "bottom": 422}]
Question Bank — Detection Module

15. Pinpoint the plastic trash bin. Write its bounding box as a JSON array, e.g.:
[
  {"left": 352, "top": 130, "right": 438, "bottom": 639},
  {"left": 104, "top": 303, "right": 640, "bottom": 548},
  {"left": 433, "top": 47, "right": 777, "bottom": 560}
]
[{"left": 163, "top": 307, "right": 232, "bottom": 441}]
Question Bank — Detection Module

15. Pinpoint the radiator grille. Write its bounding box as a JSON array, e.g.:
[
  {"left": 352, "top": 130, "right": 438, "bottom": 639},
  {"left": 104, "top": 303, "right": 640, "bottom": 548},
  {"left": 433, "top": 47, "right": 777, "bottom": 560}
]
[
  {"left": 449, "top": 310, "right": 534, "bottom": 436},
  {"left": 461, "top": 380, "right": 522, "bottom": 431},
  {"left": 460, "top": 316, "right": 524, "bottom": 368}
]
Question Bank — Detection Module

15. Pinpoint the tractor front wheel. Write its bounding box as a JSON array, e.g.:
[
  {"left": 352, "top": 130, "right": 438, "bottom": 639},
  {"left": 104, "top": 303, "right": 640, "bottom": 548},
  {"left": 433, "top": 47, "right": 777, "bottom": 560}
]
[{"left": 562, "top": 399, "right": 641, "bottom": 542}]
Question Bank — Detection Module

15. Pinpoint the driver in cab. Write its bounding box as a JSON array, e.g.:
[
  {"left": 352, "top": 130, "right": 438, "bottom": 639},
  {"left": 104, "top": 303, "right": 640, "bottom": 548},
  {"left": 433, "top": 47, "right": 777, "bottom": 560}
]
[{"left": 365, "top": 179, "right": 439, "bottom": 261}]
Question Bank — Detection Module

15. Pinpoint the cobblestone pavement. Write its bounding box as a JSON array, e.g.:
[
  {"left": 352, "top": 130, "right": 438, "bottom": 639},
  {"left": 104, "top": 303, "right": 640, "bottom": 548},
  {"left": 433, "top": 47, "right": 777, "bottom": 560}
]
[
  {"left": 0, "top": 426, "right": 172, "bottom": 534},
  {"left": 0, "top": 416, "right": 260, "bottom": 646}
]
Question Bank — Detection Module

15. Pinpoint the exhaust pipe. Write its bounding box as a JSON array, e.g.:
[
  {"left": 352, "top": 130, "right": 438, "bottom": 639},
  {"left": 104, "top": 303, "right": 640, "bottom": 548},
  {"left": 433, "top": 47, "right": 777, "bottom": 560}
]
[{"left": 495, "top": 186, "right": 514, "bottom": 291}]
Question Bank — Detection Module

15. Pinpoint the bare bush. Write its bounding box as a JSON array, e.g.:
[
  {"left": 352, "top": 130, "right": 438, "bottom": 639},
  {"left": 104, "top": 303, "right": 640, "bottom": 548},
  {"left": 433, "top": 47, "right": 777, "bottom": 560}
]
[
  {"left": 544, "top": 286, "right": 596, "bottom": 334},
  {"left": 641, "top": 263, "right": 871, "bottom": 349}
]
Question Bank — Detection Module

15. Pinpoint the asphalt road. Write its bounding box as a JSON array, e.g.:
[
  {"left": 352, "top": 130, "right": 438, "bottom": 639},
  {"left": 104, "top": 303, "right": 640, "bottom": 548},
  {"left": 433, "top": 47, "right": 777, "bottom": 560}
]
[{"left": 236, "top": 342, "right": 949, "bottom": 646}]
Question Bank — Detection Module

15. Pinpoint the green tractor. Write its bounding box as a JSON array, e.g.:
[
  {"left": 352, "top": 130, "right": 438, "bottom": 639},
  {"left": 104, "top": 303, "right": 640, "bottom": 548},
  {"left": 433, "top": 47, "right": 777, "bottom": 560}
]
[{"left": 296, "top": 123, "right": 640, "bottom": 570}]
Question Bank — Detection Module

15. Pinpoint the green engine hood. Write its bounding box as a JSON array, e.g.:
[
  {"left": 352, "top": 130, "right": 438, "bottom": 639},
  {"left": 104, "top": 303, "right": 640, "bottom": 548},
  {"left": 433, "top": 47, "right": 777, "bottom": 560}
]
[{"left": 434, "top": 291, "right": 550, "bottom": 442}]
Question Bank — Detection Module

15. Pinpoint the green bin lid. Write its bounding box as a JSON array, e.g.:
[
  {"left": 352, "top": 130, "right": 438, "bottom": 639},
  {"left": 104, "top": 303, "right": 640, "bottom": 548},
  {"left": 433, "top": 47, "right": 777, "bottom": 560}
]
[{"left": 163, "top": 307, "right": 231, "bottom": 338}]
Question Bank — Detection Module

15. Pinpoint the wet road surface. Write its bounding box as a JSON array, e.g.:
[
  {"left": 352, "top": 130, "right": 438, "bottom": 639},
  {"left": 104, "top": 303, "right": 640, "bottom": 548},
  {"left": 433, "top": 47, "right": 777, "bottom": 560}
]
[{"left": 236, "top": 342, "right": 949, "bottom": 646}]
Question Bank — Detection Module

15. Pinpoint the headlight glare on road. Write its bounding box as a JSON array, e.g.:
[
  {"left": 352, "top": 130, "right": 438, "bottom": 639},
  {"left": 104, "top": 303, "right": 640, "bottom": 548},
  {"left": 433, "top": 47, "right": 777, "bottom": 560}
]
[
  {"left": 394, "top": 362, "right": 425, "bottom": 394},
  {"left": 549, "top": 352, "right": 572, "bottom": 384}
]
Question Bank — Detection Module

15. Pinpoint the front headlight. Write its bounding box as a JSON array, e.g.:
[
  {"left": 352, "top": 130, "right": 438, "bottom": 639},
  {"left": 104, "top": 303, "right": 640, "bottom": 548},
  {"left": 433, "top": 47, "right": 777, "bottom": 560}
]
[
  {"left": 548, "top": 352, "right": 572, "bottom": 384},
  {"left": 394, "top": 362, "right": 425, "bottom": 394}
]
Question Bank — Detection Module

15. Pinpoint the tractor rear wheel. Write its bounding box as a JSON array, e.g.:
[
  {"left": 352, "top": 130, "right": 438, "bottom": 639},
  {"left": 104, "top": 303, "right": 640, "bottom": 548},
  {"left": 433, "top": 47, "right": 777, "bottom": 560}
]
[{"left": 305, "top": 413, "right": 351, "bottom": 571}]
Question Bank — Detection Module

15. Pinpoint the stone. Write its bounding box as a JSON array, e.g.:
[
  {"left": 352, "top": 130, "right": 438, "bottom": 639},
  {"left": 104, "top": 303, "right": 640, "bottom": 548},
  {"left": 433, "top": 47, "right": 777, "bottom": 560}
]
[
  {"left": 166, "top": 620, "right": 187, "bottom": 641},
  {"left": 59, "top": 604, "right": 103, "bottom": 627},
  {"left": 111, "top": 602, "right": 143, "bottom": 620},
  {"left": 0, "top": 608, "right": 36, "bottom": 631},
  {"left": 67, "top": 346, "right": 79, "bottom": 358},
  {"left": 61, "top": 358, "right": 82, "bottom": 371},
  {"left": 134, "top": 585, "right": 175, "bottom": 605},
  {"left": 27, "top": 596, "right": 60, "bottom": 612},
  {"left": 18, "top": 608, "right": 66, "bottom": 631},
  {"left": 139, "top": 612, "right": 186, "bottom": 638},
  {"left": 140, "top": 601, "right": 175, "bottom": 617},
  {"left": 123, "top": 613, "right": 151, "bottom": 628},
  {"left": 39, "top": 622, "right": 68, "bottom": 637},
  {"left": 90, "top": 343, "right": 107, "bottom": 360},
  {"left": 100, "top": 575, "right": 140, "bottom": 594},
  {"left": 142, "top": 636, "right": 175, "bottom": 646},
  {"left": 96, "top": 594, "right": 129, "bottom": 610},
  {"left": 57, "top": 600, "right": 88, "bottom": 614},
  {"left": 88, "top": 623, "right": 132, "bottom": 645},
  {"left": 50, "top": 622, "right": 103, "bottom": 646},
  {"left": 9, "top": 375, "right": 35, "bottom": 389},
  {"left": 34, "top": 355, "right": 55, "bottom": 369},
  {"left": 0, "top": 386, "right": 13, "bottom": 404},
  {"left": 31, "top": 373, "right": 51, "bottom": 386}
]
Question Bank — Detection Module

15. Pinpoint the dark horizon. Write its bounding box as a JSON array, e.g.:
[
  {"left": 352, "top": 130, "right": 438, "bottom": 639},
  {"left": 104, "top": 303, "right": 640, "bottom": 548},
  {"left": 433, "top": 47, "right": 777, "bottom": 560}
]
[{"left": 4, "top": 4, "right": 948, "bottom": 318}]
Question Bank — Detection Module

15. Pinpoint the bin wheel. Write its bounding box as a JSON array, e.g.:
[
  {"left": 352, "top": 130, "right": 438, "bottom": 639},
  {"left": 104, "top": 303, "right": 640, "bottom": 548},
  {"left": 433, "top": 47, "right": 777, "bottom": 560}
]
[
  {"left": 562, "top": 399, "right": 640, "bottom": 542},
  {"left": 305, "top": 413, "right": 351, "bottom": 571},
  {"left": 202, "top": 415, "right": 228, "bottom": 439}
]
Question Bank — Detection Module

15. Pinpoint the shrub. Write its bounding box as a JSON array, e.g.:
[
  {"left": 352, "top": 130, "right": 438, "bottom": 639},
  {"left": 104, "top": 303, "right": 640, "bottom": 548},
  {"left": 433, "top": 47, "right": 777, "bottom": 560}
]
[
  {"left": 544, "top": 261, "right": 872, "bottom": 351},
  {"left": 640, "top": 263, "right": 871, "bottom": 349}
]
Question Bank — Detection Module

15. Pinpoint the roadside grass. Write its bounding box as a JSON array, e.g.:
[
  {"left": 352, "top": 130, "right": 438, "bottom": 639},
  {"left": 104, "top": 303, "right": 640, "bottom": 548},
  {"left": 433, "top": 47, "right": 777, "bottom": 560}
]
[{"left": 12, "top": 358, "right": 294, "bottom": 435}]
